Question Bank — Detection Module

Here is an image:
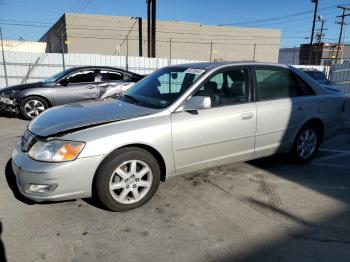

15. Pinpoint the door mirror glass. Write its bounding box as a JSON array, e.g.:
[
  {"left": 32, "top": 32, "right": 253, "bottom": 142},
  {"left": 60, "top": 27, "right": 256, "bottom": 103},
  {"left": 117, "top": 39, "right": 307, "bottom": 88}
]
[
  {"left": 59, "top": 79, "right": 68, "bottom": 86},
  {"left": 183, "top": 96, "right": 211, "bottom": 111}
]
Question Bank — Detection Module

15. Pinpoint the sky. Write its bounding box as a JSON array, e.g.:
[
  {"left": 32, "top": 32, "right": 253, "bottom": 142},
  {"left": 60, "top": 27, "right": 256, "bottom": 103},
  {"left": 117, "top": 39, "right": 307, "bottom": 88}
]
[{"left": 1, "top": 0, "right": 350, "bottom": 48}]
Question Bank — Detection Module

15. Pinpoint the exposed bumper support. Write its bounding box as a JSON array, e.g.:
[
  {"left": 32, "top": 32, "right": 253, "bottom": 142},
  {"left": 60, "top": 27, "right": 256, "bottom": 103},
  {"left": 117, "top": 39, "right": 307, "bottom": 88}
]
[{"left": 0, "top": 96, "right": 18, "bottom": 114}]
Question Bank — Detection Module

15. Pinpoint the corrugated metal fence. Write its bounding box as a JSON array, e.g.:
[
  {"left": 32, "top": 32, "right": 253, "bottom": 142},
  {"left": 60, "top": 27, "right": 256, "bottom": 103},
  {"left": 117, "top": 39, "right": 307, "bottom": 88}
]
[
  {"left": 0, "top": 51, "right": 203, "bottom": 87},
  {"left": 329, "top": 63, "right": 350, "bottom": 95}
]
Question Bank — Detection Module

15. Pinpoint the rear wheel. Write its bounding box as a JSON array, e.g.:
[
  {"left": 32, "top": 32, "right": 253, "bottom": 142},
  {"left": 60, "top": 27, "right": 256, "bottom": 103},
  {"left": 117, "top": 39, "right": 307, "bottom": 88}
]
[
  {"left": 95, "top": 147, "right": 160, "bottom": 211},
  {"left": 19, "top": 96, "right": 48, "bottom": 120},
  {"left": 291, "top": 124, "right": 321, "bottom": 164}
]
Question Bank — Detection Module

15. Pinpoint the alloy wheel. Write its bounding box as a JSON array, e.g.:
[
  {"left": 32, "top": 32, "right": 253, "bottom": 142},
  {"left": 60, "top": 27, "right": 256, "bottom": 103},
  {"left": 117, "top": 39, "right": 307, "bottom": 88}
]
[
  {"left": 24, "top": 100, "right": 45, "bottom": 118},
  {"left": 109, "top": 160, "right": 153, "bottom": 204},
  {"left": 297, "top": 129, "right": 317, "bottom": 160}
]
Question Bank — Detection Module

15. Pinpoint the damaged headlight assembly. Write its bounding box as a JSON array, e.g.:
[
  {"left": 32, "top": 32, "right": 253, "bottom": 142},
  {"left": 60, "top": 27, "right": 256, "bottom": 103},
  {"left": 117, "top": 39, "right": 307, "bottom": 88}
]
[
  {"left": 1, "top": 90, "right": 16, "bottom": 98},
  {"left": 0, "top": 90, "right": 16, "bottom": 105},
  {"left": 28, "top": 140, "right": 85, "bottom": 162}
]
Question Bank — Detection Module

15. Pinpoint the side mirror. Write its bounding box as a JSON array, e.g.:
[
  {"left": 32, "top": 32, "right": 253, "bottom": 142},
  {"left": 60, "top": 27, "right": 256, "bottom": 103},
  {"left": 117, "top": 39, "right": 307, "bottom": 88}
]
[
  {"left": 183, "top": 96, "right": 211, "bottom": 111},
  {"left": 59, "top": 79, "right": 68, "bottom": 86}
]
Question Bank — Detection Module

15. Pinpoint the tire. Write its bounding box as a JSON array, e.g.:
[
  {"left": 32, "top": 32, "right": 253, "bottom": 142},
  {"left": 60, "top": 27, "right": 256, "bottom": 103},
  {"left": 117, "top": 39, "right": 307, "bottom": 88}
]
[
  {"left": 290, "top": 124, "right": 321, "bottom": 164},
  {"left": 19, "top": 96, "right": 49, "bottom": 120},
  {"left": 95, "top": 147, "right": 161, "bottom": 212}
]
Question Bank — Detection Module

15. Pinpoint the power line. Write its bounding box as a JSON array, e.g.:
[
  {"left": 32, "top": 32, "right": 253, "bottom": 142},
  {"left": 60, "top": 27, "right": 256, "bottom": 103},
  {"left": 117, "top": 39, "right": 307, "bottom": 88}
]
[
  {"left": 238, "top": 9, "right": 338, "bottom": 28},
  {"left": 219, "top": 5, "right": 337, "bottom": 26},
  {"left": 68, "top": 0, "right": 93, "bottom": 26},
  {"left": 113, "top": 19, "right": 138, "bottom": 55},
  {"left": 68, "top": 35, "right": 280, "bottom": 46}
]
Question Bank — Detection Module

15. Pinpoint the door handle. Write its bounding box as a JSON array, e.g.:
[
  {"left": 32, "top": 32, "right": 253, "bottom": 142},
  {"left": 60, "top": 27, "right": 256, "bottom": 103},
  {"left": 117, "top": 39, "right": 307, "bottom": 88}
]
[
  {"left": 296, "top": 106, "right": 305, "bottom": 111},
  {"left": 98, "top": 83, "right": 108, "bottom": 87},
  {"left": 241, "top": 113, "right": 253, "bottom": 120},
  {"left": 87, "top": 85, "right": 95, "bottom": 89}
]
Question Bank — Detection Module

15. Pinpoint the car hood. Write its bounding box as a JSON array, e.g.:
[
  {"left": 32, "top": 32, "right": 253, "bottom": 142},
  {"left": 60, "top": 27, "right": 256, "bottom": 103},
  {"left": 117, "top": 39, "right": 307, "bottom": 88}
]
[
  {"left": 28, "top": 99, "right": 160, "bottom": 137},
  {"left": 0, "top": 82, "right": 43, "bottom": 92}
]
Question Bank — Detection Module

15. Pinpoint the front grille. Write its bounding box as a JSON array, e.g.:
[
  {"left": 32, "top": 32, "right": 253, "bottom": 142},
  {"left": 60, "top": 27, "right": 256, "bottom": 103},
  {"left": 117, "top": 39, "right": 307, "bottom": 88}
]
[{"left": 21, "top": 130, "right": 36, "bottom": 152}]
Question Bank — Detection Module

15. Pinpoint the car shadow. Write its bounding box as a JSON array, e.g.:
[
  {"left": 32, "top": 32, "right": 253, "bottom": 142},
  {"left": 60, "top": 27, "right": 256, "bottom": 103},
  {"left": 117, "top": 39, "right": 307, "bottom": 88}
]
[
  {"left": 0, "top": 111, "right": 26, "bottom": 121},
  {"left": 82, "top": 198, "right": 110, "bottom": 211},
  {"left": 214, "top": 137, "right": 350, "bottom": 262},
  {"left": 0, "top": 111, "right": 17, "bottom": 118},
  {"left": 0, "top": 221, "right": 6, "bottom": 262}
]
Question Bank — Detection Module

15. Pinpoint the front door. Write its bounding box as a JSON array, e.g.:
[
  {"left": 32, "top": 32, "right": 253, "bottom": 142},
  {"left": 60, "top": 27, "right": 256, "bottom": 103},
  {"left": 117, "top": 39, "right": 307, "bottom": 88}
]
[
  {"left": 171, "top": 68, "right": 256, "bottom": 174},
  {"left": 53, "top": 69, "right": 98, "bottom": 105}
]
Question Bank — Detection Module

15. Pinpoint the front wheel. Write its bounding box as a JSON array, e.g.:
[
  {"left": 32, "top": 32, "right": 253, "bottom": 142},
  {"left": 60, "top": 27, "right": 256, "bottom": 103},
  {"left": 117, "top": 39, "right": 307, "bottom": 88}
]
[
  {"left": 95, "top": 147, "right": 161, "bottom": 211},
  {"left": 19, "top": 96, "right": 48, "bottom": 120},
  {"left": 291, "top": 125, "right": 321, "bottom": 164}
]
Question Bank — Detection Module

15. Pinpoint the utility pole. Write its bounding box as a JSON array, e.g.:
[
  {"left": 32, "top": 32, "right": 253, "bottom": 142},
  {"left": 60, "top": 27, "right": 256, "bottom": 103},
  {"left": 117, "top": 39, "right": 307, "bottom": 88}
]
[
  {"left": 308, "top": 0, "right": 319, "bottom": 64},
  {"left": 209, "top": 42, "right": 213, "bottom": 61},
  {"left": 292, "top": 47, "right": 296, "bottom": 64},
  {"left": 151, "top": 0, "right": 156, "bottom": 58},
  {"left": 335, "top": 6, "right": 350, "bottom": 63},
  {"left": 253, "top": 43, "right": 257, "bottom": 62},
  {"left": 146, "top": 0, "right": 156, "bottom": 58},
  {"left": 310, "top": 0, "right": 319, "bottom": 46},
  {"left": 169, "top": 38, "right": 172, "bottom": 64},
  {"left": 316, "top": 16, "right": 326, "bottom": 44},
  {"left": 138, "top": 17, "right": 143, "bottom": 57},
  {"left": 126, "top": 35, "right": 129, "bottom": 70},
  {"left": 0, "top": 27, "right": 8, "bottom": 86},
  {"left": 147, "top": 0, "right": 151, "bottom": 58},
  {"left": 59, "top": 32, "right": 66, "bottom": 70}
]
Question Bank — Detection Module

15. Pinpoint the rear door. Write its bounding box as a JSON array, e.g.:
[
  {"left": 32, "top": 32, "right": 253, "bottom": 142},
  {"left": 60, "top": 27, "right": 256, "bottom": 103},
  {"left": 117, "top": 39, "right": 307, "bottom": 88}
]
[
  {"left": 171, "top": 67, "right": 257, "bottom": 173},
  {"left": 53, "top": 69, "right": 98, "bottom": 105},
  {"left": 253, "top": 66, "right": 316, "bottom": 157},
  {"left": 96, "top": 69, "right": 134, "bottom": 99}
]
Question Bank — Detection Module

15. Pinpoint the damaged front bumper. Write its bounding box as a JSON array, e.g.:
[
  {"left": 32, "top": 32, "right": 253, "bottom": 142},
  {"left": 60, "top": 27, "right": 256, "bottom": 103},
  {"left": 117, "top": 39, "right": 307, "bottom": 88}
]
[{"left": 0, "top": 96, "right": 18, "bottom": 113}]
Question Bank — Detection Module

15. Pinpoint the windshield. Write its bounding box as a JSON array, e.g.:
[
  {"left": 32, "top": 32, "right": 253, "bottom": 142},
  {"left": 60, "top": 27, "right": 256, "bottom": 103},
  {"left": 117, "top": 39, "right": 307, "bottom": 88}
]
[
  {"left": 122, "top": 67, "right": 206, "bottom": 109},
  {"left": 44, "top": 69, "right": 73, "bottom": 83}
]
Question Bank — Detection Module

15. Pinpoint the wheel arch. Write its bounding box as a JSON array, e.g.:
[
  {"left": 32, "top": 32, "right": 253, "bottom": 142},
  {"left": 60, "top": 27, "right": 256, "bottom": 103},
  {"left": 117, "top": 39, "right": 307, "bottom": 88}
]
[
  {"left": 20, "top": 94, "right": 52, "bottom": 108},
  {"left": 93, "top": 143, "right": 167, "bottom": 183}
]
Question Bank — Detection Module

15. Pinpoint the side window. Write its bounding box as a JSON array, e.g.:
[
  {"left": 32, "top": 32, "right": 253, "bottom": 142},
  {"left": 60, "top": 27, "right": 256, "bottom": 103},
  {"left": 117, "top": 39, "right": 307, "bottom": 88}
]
[
  {"left": 293, "top": 74, "right": 315, "bottom": 96},
  {"left": 255, "top": 68, "right": 313, "bottom": 101},
  {"left": 100, "top": 70, "right": 124, "bottom": 81},
  {"left": 194, "top": 69, "right": 250, "bottom": 107},
  {"left": 67, "top": 70, "right": 95, "bottom": 84}
]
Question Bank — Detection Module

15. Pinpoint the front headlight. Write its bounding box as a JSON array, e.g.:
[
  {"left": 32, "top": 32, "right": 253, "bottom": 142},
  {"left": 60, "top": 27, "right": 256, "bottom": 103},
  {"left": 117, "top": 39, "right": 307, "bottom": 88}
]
[
  {"left": 1, "top": 90, "right": 15, "bottom": 98},
  {"left": 28, "top": 140, "right": 85, "bottom": 162}
]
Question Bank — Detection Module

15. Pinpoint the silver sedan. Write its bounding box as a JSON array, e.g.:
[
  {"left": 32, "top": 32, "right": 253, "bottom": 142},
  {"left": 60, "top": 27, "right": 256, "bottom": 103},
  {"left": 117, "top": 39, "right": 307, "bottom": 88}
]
[{"left": 11, "top": 62, "right": 345, "bottom": 211}]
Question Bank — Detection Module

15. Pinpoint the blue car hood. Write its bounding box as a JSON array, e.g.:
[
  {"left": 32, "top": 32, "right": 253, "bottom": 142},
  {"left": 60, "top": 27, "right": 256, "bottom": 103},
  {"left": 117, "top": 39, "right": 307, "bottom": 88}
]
[{"left": 28, "top": 99, "right": 159, "bottom": 137}]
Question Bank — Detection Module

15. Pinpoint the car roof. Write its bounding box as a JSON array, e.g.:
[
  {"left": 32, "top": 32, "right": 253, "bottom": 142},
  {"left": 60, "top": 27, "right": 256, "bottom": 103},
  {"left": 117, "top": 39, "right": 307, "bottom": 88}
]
[
  {"left": 68, "top": 66, "right": 141, "bottom": 76},
  {"left": 172, "top": 61, "right": 289, "bottom": 70}
]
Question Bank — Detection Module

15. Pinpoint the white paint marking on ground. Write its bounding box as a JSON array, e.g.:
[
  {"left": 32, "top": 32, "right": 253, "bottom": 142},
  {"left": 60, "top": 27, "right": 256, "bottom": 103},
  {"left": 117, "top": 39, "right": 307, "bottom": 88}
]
[
  {"left": 311, "top": 162, "right": 350, "bottom": 169},
  {"left": 313, "top": 153, "right": 349, "bottom": 163},
  {"left": 319, "top": 149, "right": 350, "bottom": 154}
]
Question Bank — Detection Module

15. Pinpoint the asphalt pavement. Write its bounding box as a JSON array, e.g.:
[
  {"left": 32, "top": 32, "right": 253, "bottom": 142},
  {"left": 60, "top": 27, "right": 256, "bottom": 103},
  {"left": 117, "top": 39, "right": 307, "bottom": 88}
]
[{"left": 0, "top": 115, "right": 350, "bottom": 262}]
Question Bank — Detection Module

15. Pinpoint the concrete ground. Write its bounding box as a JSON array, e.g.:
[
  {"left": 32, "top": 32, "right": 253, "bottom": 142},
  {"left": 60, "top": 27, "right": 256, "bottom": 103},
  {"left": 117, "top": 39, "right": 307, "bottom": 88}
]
[{"left": 0, "top": 115, "right": 350, "bottom": 262}]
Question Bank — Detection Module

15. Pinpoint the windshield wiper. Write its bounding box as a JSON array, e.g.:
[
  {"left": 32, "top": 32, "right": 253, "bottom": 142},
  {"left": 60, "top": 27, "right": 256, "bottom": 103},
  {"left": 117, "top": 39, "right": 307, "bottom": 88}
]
[{"left": 123, "top": 94, "right": 141, "bottom": 104}]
